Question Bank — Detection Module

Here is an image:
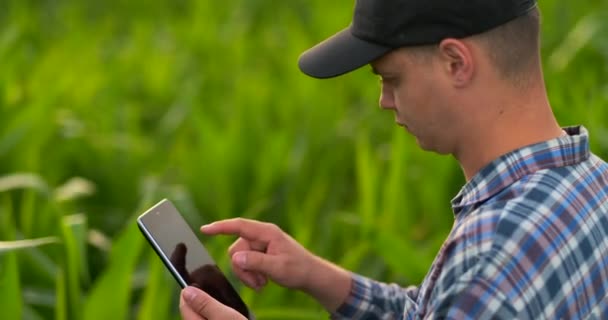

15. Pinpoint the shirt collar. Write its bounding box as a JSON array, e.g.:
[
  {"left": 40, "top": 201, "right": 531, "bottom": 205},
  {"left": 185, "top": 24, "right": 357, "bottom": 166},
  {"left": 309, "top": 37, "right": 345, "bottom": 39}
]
[{"left": 451, "top": 126, "right": 590, "bottom": 215}]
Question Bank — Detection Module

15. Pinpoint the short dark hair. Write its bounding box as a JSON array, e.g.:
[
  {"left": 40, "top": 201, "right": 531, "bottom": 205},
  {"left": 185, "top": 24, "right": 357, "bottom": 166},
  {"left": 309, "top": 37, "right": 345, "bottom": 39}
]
[
  {"left": 404, "top": 7, "right": 541, "bottom": 86},
  {"left": 474, "top": 7, "right": 541, "bottom": 85}
]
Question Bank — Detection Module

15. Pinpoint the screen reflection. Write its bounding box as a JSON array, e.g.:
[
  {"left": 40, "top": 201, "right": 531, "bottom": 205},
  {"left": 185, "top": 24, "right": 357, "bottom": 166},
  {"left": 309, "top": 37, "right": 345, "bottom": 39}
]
[{"left": 170, "top": 242, "right": 249, "bottom": 317}]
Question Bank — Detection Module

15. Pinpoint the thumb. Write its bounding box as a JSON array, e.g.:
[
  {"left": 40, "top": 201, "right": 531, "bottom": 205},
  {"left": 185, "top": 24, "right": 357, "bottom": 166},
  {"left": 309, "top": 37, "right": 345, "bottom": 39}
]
[
  {"left": 233, "top": 251, "right": 278, "bottom": 274},
  {"left": 181, "top": 286, "right": 244, "bottom": 319}
]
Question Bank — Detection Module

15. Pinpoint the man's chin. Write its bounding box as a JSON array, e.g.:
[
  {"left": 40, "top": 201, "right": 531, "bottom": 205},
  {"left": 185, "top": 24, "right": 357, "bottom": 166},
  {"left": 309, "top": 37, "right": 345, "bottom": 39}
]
[
  {"left": 413, "top": 136, "right": 451, "bottom": 155},
  {"left": 401, "top": 126, "right": 439, "bottom": 153}
]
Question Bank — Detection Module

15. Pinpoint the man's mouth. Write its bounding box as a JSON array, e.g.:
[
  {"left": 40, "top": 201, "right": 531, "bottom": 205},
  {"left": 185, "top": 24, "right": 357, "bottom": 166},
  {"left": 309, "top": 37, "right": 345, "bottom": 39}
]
[{"left": 396, "top": 121, "right": 410, "bottom": 131}]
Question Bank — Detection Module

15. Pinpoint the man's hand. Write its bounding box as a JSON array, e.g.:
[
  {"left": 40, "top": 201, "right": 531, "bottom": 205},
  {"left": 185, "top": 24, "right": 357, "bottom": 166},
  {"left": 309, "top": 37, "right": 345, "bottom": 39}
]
[
  {"left": 201, "top": 218, "right": 352, "bottom": 312},
  {"left": 180, "top": 286, "right": 246, "bottom": 320}
]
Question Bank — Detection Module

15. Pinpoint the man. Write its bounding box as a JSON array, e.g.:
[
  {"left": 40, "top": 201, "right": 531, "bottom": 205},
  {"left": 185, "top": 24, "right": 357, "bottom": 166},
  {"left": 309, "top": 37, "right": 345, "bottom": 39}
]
[{"left": 180, "top": 0, "right": 608, "bottom": 318}]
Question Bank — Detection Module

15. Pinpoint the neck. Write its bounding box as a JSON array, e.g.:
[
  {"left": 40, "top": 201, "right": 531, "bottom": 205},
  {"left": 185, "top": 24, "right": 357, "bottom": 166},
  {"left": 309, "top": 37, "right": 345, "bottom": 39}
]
[{"left": 454, "top": 85, "right": 564, "bottom": 181}]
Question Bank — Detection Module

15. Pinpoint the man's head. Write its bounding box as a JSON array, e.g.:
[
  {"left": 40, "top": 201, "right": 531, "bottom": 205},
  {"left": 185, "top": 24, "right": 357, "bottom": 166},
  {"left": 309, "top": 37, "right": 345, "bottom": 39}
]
[
  {"left": 298, "top": 0, "right": 544, "bottom": 156},
  {"left": 298, "top": 0, "right": 538, "bottom": 79}
]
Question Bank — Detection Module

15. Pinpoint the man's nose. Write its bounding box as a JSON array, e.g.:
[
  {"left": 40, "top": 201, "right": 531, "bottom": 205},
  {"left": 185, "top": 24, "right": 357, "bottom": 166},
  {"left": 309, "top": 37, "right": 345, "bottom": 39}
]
[{"left": 379, "top": 93, "right": 396, "bottom": 110}]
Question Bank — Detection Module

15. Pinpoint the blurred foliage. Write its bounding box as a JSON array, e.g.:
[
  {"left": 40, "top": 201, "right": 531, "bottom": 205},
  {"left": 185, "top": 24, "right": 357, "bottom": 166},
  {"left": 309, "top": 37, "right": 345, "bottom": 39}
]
[{"left": 0, "top": 0, "right": 607, "bottom": 319}]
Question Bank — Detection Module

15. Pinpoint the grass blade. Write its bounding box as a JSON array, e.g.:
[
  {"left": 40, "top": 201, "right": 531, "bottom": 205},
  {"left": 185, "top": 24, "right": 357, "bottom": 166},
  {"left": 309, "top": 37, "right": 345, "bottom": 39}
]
[
  {"left": 136, "top": 254, "right": 173, "bottom": 320},
  {"left": 84, "top": 221, "right": 144, "bottom": 320},
  {"left": 0, "top": 173, "right": 48, "bottom": 194},
  {"left": 0, "top": 251, "right": 22, "bottom": 320},
  {"left": 60, "top": 214, "right": 89, "bottom": 319},
  {"left": 0, "top": 237, "right": 60, "bottom": 253},
  {"left": 55, "top": 268, "right": 67, "bottom": 320}
]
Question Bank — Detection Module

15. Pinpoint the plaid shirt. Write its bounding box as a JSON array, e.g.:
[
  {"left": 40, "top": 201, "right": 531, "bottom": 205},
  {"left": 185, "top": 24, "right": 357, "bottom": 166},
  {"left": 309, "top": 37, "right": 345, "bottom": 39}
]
[{"left": 332, "top": 126, "right": 608, "bottom": 319}]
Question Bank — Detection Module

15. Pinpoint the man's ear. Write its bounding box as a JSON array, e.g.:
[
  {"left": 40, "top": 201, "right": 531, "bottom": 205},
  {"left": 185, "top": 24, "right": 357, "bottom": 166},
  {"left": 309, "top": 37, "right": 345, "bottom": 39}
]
[{"left": 437, "top": 39, "right": 474, "bottom": 88}]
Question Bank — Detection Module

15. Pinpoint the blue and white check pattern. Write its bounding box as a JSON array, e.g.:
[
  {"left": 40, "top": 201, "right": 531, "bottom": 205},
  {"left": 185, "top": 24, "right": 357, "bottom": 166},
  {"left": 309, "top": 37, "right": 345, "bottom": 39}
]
[{"left": 332, "top": 126, "right": 608, "bottom": 319}]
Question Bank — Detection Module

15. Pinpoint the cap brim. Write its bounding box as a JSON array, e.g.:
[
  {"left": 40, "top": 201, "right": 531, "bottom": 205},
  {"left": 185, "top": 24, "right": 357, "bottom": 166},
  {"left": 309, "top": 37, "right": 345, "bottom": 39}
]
[{"left": 298, "top": 27, "right": 392, "bottom": 79}]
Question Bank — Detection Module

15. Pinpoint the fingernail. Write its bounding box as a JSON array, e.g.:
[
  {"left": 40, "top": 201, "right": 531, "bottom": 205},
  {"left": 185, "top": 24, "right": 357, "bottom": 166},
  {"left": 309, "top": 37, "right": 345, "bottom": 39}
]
[
  {"left": 234, "top": 252, "right": 247, "bottom": 268},
  {"left": 200, "top": 224, "right": 212, "bottom": 231},
  {"left": 183, "top": 286, "right": 197, "bottom": 303}
]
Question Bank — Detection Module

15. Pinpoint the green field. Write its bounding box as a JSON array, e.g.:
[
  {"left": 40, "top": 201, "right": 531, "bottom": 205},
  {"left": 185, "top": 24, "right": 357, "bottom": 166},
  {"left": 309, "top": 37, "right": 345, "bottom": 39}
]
[{"left": 1, "top": 0, "right": 607, "bottom": 319}]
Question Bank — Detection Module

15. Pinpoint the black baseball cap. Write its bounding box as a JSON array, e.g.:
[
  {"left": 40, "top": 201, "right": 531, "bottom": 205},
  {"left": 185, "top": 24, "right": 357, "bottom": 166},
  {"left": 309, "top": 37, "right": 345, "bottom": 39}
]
[{"left": 298, "top": 0, "right": 537, "bottom": 79}]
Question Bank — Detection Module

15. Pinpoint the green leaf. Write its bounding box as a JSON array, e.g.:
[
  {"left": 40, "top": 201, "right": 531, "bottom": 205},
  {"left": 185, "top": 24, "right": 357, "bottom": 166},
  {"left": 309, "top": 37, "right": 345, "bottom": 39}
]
[
  {"left": 0, "top": 173, "right": 49, "bottom": 194},
  {"left": 55, "top": 268, "right": 67, "bottom": 320},
  {"left": 381, "top": 130, "right": 409, "bottom": 229},
  {"left": 84, "top": 221, "right": 144, "bottom": 320},
  {"left": 0, "top": 237, "right": 60, "bottom": 253},
  {"left": 23, "top": 303, "right": 46, "bottom": 320},
  {"left": 0, "top": 194, "right": 16, "bottom": 241},
  {"left": 53, "top": 177, "right": 96, "bottom": 202},
  {"left": 0, "top": 174, "right": 49, "bottom": 237},
  {"left": 136, "top": 253, "right": 173, "bottom": 320},
  {"left": 355, "top": 134, "right": 377, "bottom": 237},
  {"left": 0, "top": 251, "right": 22, "bottom": 320},
  {"left": 250, "top": 308, "right": 326, "bottom": 319},
  {"left": 337, "top": 242, "right": 370, "bottom": 272},
  {"left": 60, "top": 214, "right": 89, "bottom": 319},
  {"left": 0, "top": 195, "right": 22, "bottom": 319},
  {"left": 548, "top": 13, "right": 602, "bottom": 71},
  {"left": 373, "top": 230, "right": 431, "bottom": 282}
]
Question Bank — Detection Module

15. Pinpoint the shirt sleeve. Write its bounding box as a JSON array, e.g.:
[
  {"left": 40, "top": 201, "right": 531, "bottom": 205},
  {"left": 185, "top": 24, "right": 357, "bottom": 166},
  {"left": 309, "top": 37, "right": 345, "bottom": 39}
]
[{"left": 330, "top": 273, "right": 420, "bottom": 320}]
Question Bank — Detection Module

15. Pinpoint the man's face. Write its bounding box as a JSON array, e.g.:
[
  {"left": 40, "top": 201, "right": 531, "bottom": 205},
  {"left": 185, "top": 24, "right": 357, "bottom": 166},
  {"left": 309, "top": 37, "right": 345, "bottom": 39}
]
[{"left": 371, "top": 48, "right": 457, "bottom": 154}]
